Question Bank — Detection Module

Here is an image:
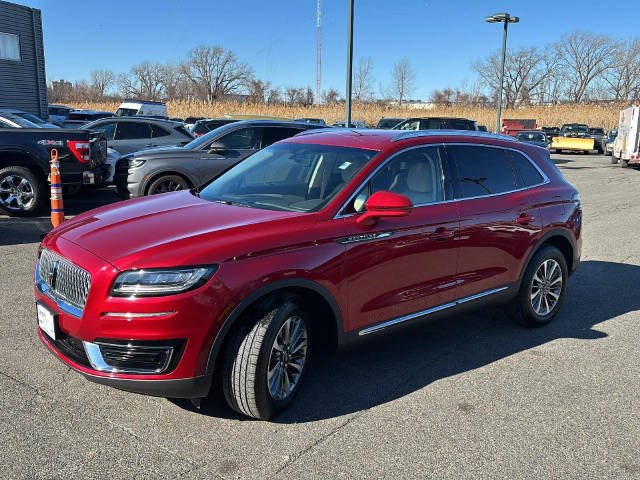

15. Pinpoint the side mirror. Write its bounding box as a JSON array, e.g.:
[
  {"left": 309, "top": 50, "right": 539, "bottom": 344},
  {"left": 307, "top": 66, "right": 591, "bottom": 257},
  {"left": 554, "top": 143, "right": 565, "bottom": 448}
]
[
  {"left": 357, "top": 191, "right": 413, "bottom": 226},
  {"left": 208, "top": 142, "right": 227, "bottom": 154}
]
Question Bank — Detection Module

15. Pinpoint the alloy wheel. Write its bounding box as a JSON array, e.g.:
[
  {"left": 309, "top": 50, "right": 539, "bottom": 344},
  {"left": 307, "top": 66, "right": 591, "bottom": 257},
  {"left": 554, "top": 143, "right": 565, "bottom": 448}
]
[
  {"left": 530, "top": 259, "right": 563, "bottom": 316},
  {"left": 0, "top": 175, "right": 35, "bottom": 211},
  {"left": 267, "top": 315, "right": 308, "bottom": 401},
  {"left": 155, "top": 179, "right": 184, "bottom": 193}
]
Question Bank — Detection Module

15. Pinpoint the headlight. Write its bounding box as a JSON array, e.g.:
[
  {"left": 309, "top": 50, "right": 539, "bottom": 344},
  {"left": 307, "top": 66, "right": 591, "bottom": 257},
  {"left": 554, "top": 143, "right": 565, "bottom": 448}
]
[
  {"left": 129, "top": 159, "right": 146, "bottom": 168},
  {"left": 111, "top": 266, "right": 218, "bottom": 297}
]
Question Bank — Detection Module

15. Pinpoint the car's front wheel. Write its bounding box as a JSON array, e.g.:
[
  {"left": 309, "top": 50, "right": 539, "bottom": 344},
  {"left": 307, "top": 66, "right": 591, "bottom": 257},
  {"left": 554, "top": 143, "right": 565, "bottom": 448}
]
[
  {"left": 511, "top": 246, "right": 568, "bottom": 327},
  {"left": 223, "top": 296, "right": 311, "bottom": 420},
  {"left": 147, "top": 174, "right": 190, "bottom": 195}
]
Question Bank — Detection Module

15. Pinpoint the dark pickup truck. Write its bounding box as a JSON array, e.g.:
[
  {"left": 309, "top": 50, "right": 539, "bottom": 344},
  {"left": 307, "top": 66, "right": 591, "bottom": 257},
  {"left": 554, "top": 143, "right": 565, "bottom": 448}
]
[{"left": 0, "top": 128, "right": 108, "bottom": 216}]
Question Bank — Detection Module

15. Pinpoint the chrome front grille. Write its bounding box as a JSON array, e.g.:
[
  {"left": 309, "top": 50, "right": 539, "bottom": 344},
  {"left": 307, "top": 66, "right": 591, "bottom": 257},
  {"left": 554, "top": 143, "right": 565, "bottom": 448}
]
[{"left": 38, "top": 248, "right": 91, "bottom": 312}]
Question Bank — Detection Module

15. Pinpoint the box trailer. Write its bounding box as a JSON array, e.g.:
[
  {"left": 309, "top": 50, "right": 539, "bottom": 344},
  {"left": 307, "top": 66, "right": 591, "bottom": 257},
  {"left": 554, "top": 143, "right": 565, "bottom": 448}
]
[{"left": 612, "top": 106, "right": 640, "bottom": 168}]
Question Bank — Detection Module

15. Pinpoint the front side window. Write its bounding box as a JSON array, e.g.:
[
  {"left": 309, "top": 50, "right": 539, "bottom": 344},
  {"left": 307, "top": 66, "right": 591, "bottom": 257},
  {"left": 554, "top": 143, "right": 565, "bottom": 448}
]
[
  {"left": 114, "top": 121, "right": 152, "bottom": 140},
  {"left": 448, "top": 145, "right": 517, "bottom": 199},
  {"left": 217, "top": 127, "right": 262, "bottom": 149},
  {"left": 0, "top": 32, "right": 20, "bottom": 60},
  {"left": 397, "top": 119, "right": 420, "bottom": 131},
  {"left": 198, "top": 143, "right": 376, "bottom": 212},
  {"left": 261, "top": 127, "right": 305, "bottom": 147},
  {"left": 345, "top": 146, "right": 445, "bottom": 214}
]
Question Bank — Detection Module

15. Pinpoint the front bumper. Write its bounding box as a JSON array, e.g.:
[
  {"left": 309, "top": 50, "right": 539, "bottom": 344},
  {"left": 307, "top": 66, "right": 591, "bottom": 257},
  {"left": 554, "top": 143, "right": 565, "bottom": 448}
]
[{"left": 34, "top": 239, "right": 228, "bottom": 398}]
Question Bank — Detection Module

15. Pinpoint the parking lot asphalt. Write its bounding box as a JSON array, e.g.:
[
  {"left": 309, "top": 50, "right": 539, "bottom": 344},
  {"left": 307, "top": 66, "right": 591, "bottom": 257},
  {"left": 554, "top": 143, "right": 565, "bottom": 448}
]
[{"left": 1, "top": 154, "right": 639, "bottom": 479}]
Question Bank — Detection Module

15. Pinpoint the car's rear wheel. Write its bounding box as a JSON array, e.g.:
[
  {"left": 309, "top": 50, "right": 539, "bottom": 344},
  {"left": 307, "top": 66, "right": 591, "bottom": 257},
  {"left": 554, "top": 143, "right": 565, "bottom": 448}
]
[
  {"left": 223, "top": 296, "right": 310, "bottom": 420},
  {"left": 0, "top": 167, "right": 45, "bottom": 216},
  {"left": 147, "top": 174, "right": 190, "bottom": 195},
  {"left": 611, "top": 154, "right": 618, "bottom": 164},
  {"left": 511, "top": 246, "right": 568, "bottom": 327},
  {"left": 620, "top": 157, "right": 629, "bottom": 168}
]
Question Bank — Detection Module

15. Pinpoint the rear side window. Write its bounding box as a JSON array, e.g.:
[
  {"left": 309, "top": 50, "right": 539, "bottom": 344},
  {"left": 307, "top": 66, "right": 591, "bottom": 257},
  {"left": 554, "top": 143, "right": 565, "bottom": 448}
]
[
  {"left": 115, "top": 121, "right": 152, "bottom": 140},
  {"left": 150, "top": 124, "right": 171, "bottom": 138},
  {"left": 420, "top": 119, "right": 443, "bottom": 129},
  {"left": 261, "top": 127, "right": 304, "bottom": 147},
  {"left": 507, "top": 150, "right": 544, "bottom": 188},
  {"left": 92, "top": 121, "right": 116, "bottom": 140},
  {"left": 448, "top": 145, "right": 517, "bottom": 199}
]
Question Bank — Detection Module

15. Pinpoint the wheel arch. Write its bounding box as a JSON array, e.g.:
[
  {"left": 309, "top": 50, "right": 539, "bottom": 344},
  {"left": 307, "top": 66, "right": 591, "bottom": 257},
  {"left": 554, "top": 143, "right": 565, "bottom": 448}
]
[
  {"left": 519, "top": 229, "right": 575, "bottom": 287},
  {"left": 205, "top": 278, "right": 344, "bottom": 377},
  {"left": 0, "top": 148, "right": 48, "bottom": 178}
]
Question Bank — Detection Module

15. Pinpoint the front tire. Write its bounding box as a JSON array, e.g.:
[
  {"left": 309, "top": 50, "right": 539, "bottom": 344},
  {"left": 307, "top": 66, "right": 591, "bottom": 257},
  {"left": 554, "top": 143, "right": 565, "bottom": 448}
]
[
  {"left": 223, "top": 296, "right": 310, "bottom": 420},
  {"left": 147, "top": 174, "right": 190, "bottom": 196},
  {"left": 511, "top": 246, "right": 568, "bottom": 327}
]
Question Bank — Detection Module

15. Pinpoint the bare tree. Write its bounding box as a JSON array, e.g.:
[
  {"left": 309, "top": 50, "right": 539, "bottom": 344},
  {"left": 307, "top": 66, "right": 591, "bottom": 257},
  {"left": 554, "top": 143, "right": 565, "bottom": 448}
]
[
  {"left": 181, "top": 45, "right": 253, "bottom": 102},
  {"left": 390, "top": 59, "right": 415, "bottom": 106},
  {"left": 554, "top": 31, "right": 620, "bottom": 102},
  {"left": 158, "top": 63, "right": 186, "bottom": 100},
  {"left": 354, "top": 56, "right": 375, "bottom": 102},
  {"left": 285, "top": 86, "right": 301, "bottom": 105},
  {"left": 602, "top": 38, "right": 640, "bottom": 101},
  {"left": 118, "top": 62, "right": 165, "bottom": 100},
  {"left": 266, "top": 86, "right": 282, "bottom": 105},
  {"left": 473, "top": 47, "right": 556, "bottom": 107},
  {"left": 322, "top": 88, "right": 341, "bottom": 104},
  {"left": 247, "top": 79, "right": 272, "bottom": 103},
  {"left": 90, "top": 69, "right": 115, "bottom": 99}
]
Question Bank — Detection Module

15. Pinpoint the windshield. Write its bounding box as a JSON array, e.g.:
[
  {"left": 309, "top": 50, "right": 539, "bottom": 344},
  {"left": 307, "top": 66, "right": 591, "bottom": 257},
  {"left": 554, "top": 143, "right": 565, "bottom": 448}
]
[
  {"left": 115, "top": 108, "right": 139, "bottom": 117},
  {"left": 589, "top": 128, "right": 604, "bottom": 135},
  {"left": 608, "top": 129, "right": 618, "bottom": 138},
  {"left": 15, "top": 112, "right": 45, "bottom": 124},
  {"left": 198, "top": 143, "right": 377, "bottom": 212},
  {"left": 3, "top": 114, "right": 40, "bottom": 128},
  {"left": 561, "top": 124, "right": 588, "bottom": 133},
  {"left": 517, "top": 132, "right": 547, "bottom": 142}
]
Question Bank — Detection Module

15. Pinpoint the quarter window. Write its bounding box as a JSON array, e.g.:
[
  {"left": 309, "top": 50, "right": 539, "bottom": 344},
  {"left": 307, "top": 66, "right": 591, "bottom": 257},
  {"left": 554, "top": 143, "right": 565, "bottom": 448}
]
[
  {"left": 0, "top": 32, "right": 20, "bottom": 60},
  {"left": 507, "top": 150, "right": 544, "bottom": 188},
  {"left": 150, "top": 124, "right": 171, "bottom": 138},
  {"left": 448, "top": 145, "right": 517, "bottom": 199}
]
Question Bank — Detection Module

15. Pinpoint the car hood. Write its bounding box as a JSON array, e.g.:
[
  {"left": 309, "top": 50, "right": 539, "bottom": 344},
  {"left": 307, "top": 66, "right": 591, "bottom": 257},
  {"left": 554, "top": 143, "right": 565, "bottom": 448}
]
[
  {"left": 47, "top": 191, "right": 308, "bottom": 271},
  {"left": 128, "top": 145, "right": 191, "bottom": 158}
]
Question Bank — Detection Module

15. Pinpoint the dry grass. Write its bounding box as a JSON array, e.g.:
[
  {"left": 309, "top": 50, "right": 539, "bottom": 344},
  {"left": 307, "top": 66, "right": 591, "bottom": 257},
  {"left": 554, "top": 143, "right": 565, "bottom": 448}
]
[{"left": 70, "top": 100, "right": 627, "bottom": 130}]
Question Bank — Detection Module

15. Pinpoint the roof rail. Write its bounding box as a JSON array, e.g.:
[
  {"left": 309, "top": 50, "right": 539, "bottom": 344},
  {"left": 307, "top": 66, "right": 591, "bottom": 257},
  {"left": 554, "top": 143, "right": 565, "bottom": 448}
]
[{"left": 391, "top": 130, "right": 518, "bottom": 143}]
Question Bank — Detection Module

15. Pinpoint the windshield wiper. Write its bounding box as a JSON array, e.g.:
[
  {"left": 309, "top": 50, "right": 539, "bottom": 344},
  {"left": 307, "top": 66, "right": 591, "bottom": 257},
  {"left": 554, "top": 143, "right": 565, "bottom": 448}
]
[{"left": 213, "top": 199, "right": 256, "bottom": 208}]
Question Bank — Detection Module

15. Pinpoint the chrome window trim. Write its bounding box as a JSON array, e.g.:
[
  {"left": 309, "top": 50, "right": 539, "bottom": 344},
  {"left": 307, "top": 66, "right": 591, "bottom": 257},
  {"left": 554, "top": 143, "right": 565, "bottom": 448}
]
[
  {"left": 358, "top": 285, "right": 510, "bottom": 336},
  {"left": 333, "top": 142, "right": 549, "bottom": 219}
]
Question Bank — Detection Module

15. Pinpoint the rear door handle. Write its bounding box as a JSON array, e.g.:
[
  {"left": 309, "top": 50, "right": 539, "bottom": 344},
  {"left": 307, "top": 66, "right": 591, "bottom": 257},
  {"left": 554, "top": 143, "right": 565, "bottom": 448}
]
[
  {"left": 429, "top": 227, "right": 455, "bottom": 241},
  {"left": 516, "top": 213, "right": 533, "bottom": 225}
]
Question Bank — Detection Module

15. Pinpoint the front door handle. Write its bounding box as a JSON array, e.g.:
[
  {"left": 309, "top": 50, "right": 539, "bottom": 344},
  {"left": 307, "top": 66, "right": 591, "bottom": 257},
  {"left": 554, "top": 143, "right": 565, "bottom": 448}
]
[
  {"left": 516, "top": 213, "right": 534, "bottom": 225},
  {"left": 429, "top": 227, "right": 455, "bottom": 242}
]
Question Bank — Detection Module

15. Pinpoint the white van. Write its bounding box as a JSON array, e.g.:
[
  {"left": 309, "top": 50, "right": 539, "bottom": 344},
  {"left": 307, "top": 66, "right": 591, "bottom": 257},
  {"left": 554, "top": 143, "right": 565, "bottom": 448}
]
[
  {"left": 612, "top": 106, "right": 640, "bottom": 168},
  {"left": 115, "top": 100, "right": 168, "bottom": 118}
]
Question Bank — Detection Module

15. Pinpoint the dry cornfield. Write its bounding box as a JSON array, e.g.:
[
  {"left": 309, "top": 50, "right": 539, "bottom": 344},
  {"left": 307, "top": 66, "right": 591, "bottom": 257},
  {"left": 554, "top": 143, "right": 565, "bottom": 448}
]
[{"left": 70, "top": 100, "right": 629, "bottom": 130}]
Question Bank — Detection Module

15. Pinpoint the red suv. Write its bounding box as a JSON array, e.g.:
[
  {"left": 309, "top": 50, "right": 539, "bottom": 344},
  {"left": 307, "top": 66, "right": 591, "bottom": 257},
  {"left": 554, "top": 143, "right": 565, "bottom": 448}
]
[{"left": 35, "top": 130, "right": 581, "bottom": 420}]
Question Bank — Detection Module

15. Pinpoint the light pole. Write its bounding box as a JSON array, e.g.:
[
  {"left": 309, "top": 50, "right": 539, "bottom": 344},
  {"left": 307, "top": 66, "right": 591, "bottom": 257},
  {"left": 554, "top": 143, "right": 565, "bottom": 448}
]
[
  {"left": 485, "top": 12, "right": 519, "bottom": 133},
  {"left": 345, "top": 0, "right": 354, "bottom": 126}
]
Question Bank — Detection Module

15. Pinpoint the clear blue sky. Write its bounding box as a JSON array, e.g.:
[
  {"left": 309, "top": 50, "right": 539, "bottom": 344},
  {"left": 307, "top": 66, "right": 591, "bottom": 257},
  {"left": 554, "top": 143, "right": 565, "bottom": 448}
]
[{"left": 28, "top": 0, "right": 640, "bottom": 100}]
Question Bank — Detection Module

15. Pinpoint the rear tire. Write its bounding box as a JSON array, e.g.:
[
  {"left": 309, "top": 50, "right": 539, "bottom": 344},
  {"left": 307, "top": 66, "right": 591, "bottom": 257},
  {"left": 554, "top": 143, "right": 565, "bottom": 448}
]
[
  {"left": 510, "top": 246, "right": 568, "bottom": 328},
  {"left": 620, "top": 157, "right": 629, "bottom": 168},
  {"left": 0, "top": 166, "right": 46, "bottom": 217},
  {"left": 222, "top": 296, "right": 311, "bottom": 420},
  {"left": 610, "top": 155, "right": 618, "bottom": 164}
]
